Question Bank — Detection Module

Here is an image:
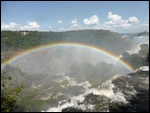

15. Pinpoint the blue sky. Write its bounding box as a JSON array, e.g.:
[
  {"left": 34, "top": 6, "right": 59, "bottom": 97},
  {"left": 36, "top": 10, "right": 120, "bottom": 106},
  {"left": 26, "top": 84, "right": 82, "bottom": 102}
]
[{"left": 1, "top": 1, "right": 149, "bottom": 33}]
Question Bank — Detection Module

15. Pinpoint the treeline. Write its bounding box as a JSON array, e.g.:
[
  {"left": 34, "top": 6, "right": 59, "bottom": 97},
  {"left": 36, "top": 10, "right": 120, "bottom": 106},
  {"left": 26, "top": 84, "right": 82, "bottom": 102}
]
[
  {"left": 135, "top": 31, "right": 149, "bottom": 36},
  {"left": 1, "top": 30, "right": 132, "bottom": 55}
]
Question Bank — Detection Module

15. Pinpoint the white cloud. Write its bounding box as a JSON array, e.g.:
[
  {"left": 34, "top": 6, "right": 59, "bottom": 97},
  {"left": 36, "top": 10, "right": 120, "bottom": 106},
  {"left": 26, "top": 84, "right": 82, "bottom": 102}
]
[
  {"left": 65, "top": 19, "right": 81, "bottom": 31},
  {"left": 20, "top": 21, "right": 40, "bottom": 30},
  {"left": 120, "top": 20, "right": 131, "bottom": 28},
  {"left": 121, "top": 23, "right": 131, "bottom": 28},
  {"left": 83, "top": 15, "right": 99, "bottom": 25},
  {"left": 71, "top": 19, "right": 78, "bottom": 27},
  {"left": 10, "top": 22, "right": 18, "bottom": 28},
  {"left": 139, "top": 17, "right": 149, "bottom": 27},
  {"left": 48, "top": 26, "right": 52, "bottom": 28},
  {"left": 137, "top": 17, "right": 149, "bottom": 32},
  {"left": 57, "top": 20, "right": 62, "bottom": 24},
  {"left": 128, "top": 16, "right": 139, "bottom": 23},
  {"left": 1, "top": 22, "right": 19, "bottom": 30},
  {"left": 27, "top": 21, "right": 39, "bottom": 28},
  {"left": 1, "top": 21, "right": 40, "bottom": 31},
  {"left": 108, "top": 12, "right": 122, "bottom": 22},
  {"left": 145, "top": 17, "right": 149, "bottom": 26},
  {"left": 1, "top": 23, "right": 10, "bottom": 29},
  {"left": 105, "top": 12, "right": 133, "bottom": 30},
  {"left": 105, "top": 20, "right": 115, "bottom": 25},
  {"left": 59, "top": 27, "right": 64, "bottom": 31}
]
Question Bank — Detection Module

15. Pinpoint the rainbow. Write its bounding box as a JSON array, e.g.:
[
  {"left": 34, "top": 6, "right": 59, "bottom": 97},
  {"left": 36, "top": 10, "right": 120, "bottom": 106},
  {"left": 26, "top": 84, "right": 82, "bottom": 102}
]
[{"left": 1, "top": 42, "right": 134, "bottom": 71}]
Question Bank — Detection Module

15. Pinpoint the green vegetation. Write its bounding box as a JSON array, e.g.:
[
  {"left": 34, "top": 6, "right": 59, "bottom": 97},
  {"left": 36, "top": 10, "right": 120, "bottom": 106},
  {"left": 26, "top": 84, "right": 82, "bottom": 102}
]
[
  {"left": 1, "top": 71, "right": 23, "bottom": 112},
  {"left": 1, "top": 67, "right": 60, "bottom": 112},
  {"left": 1, "top": 30, "right": 132, "bottom": 55}
]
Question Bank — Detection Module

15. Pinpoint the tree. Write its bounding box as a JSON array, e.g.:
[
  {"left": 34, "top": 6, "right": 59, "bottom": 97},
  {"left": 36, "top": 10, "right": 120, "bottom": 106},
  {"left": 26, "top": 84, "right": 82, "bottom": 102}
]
[{"left": 1, "top": 71, "right": 23, "bottom": 112}]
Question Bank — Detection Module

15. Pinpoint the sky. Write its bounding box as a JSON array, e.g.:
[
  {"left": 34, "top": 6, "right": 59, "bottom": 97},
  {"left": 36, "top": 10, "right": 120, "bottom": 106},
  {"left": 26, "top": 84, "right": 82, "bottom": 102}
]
[{"left": 1, "top": 1, "right": 149, "bottom": 33}]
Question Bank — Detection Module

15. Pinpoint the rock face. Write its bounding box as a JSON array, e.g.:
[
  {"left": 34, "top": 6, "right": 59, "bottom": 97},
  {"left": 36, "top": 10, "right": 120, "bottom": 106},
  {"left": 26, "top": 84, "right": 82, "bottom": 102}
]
[{"left": 62, "top": 66, "right": 149, "bottom": 112}]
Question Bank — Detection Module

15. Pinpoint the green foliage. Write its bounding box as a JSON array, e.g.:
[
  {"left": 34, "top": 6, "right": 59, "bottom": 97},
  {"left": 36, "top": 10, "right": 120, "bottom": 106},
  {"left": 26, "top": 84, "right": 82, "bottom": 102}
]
[
  {"left": 1, "top": 30, "right": 132, "bottom": 55},
  {"left": 1, "top": 71, "right": 23, "bottom": 112}
]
